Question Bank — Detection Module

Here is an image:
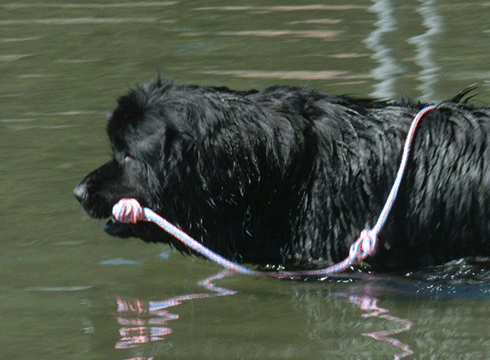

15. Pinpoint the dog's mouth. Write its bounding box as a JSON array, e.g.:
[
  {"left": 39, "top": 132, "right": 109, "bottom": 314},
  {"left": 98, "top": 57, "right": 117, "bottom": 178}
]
[
  {"left": 104, "top": 216, "right": 138, "bottom": 237},
  {"left": 104, "top": 212, "right": 180, "bottom": 248}
]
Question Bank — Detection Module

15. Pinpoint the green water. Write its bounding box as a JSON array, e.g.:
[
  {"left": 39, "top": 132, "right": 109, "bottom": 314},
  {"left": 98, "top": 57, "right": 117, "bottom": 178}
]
[{"left": 2, "top": 1, "right": 490, "bottom": 359}]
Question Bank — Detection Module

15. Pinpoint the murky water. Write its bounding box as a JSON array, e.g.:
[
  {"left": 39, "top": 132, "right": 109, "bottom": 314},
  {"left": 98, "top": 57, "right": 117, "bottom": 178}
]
[{"left": 2, "top": 1, "right": 490, "bottom": 359}]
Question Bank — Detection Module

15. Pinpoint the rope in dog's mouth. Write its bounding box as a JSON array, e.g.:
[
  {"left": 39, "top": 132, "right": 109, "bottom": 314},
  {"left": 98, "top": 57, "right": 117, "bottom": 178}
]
[{"left": 112, "top": 105, "right": 437, "bottom": 279}]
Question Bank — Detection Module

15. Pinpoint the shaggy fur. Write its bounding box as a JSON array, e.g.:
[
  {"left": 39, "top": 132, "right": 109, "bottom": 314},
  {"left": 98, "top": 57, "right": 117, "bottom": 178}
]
[{"left": 74, "top": 78, "right": 490, "bottom": 270}]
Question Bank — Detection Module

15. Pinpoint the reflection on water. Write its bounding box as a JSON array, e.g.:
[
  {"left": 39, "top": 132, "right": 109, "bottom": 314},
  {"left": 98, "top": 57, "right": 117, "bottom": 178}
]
[
  {"left": 114, "top": 269, "right": 417, "bottom": 359},
  {"left": 364, "top": 0, "right": 405, "bottom": 99},
  {"left": 407, "top": 0, "right": 442, "bottom": 102},
  {"left": 115, "top": 270, "right": 236, "bottom": 349},
  {"left": 364, "top": 0, "right": 442, "bottom": 100},
  {"left": 349, "top": 296, "right": 413, "bottom": 359},
  {"left": 112, "top": 260, "right": 490, "bottom": 359}
]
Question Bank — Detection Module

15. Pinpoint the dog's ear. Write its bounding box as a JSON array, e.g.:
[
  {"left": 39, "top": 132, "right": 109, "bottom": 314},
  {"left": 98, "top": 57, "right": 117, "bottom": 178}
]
[
  {"left": 108, "top": 79, "right": 174, "bottom": 135},
  {"left": 106, "top": 90, "right": 148, "bottom": 151},
  {"left": 163, "top": 125, "right": 179, "bottom": 160}
]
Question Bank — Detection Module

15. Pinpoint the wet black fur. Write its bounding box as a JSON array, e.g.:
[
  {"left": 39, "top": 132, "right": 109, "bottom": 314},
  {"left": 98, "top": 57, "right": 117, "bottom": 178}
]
[{"left": 74, "top": 78, "right": 490, "bottom": 270}]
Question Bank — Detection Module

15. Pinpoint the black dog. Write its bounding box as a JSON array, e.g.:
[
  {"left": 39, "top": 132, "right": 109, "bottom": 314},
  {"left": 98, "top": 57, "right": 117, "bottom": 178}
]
[{"left": 74, "top": 78, "right": 490, "bottom": 270}]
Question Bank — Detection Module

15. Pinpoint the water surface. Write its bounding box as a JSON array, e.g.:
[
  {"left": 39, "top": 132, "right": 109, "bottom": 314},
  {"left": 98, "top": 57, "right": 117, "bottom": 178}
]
[{"left": 2, "top": 0, "right": 490, "bottom": 359}]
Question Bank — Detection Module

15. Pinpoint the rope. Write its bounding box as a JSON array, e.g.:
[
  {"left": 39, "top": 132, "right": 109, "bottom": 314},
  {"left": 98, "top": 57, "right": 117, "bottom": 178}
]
[{"left": 112, "top": 105, "right": 437, "bottom": 279}]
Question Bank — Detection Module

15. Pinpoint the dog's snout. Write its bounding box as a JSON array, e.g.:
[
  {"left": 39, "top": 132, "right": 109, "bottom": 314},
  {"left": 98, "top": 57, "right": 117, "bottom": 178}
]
[{"left": 73, "top": 183, "right": 87, "bottom": 203}]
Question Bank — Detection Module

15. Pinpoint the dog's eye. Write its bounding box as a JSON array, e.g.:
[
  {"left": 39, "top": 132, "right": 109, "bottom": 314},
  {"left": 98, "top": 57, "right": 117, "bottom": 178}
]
[
  {"left": 122, "top": 155, "right": 133, "bottom": 164},
  {"left": 115, "top": 154, "right": 133, "bottom": 166}
]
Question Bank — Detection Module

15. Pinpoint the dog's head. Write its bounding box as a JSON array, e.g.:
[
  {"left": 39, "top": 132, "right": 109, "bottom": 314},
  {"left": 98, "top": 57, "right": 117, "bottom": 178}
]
[
  {"left": 74, "top": 79, "right": 251, "bottom": 245},
  {"left": 74, "top": 80, "right": 184, "bottom": 240}
]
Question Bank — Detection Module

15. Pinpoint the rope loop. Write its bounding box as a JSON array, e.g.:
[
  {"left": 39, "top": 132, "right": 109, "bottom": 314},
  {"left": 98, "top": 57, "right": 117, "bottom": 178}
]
[
  {"left": 349, "top": 229, "right": 377, "bottom": 261},
  {"left": 113, "top": 198, "right": 145, "bottom": 224}
]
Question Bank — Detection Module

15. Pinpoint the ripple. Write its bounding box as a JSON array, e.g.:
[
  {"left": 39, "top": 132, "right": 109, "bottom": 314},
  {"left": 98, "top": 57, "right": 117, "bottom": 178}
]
[
  {"left": 99, "top": 258, "right": 141, "bottom": 265},
  {"left": 0, "top": 18, "right": 173, "bottom": 25},
  {"left": 198, "top": 69, "right": 353, "bottom": 81},
  {"left": 25, "top": 286, "right": 94, "bottom": 291}
]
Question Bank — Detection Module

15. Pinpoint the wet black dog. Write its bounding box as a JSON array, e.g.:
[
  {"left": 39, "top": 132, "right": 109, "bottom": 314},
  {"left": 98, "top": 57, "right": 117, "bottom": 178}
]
[{"left": 74, "top": 78, "right": 490, "bottom": 270}]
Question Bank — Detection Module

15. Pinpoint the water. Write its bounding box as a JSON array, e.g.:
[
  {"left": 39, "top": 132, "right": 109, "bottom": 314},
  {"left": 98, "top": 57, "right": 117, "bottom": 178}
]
[{"left": 2, "top": 0, "right": 490, "bottom": 358}]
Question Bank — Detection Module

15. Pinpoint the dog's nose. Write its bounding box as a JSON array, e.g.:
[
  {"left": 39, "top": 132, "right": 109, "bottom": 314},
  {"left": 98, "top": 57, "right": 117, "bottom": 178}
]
[{"left": 73, "top": 183, "right": 87, "bottom": 203}]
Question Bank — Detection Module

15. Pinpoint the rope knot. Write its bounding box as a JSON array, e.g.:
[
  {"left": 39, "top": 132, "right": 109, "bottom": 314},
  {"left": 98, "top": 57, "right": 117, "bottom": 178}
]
[
  {"left": 112, "top": 198, "right": 145, "bottom": 224},
  {"left": 349, "top": 229, "right": 377, "bottom": 262}
]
